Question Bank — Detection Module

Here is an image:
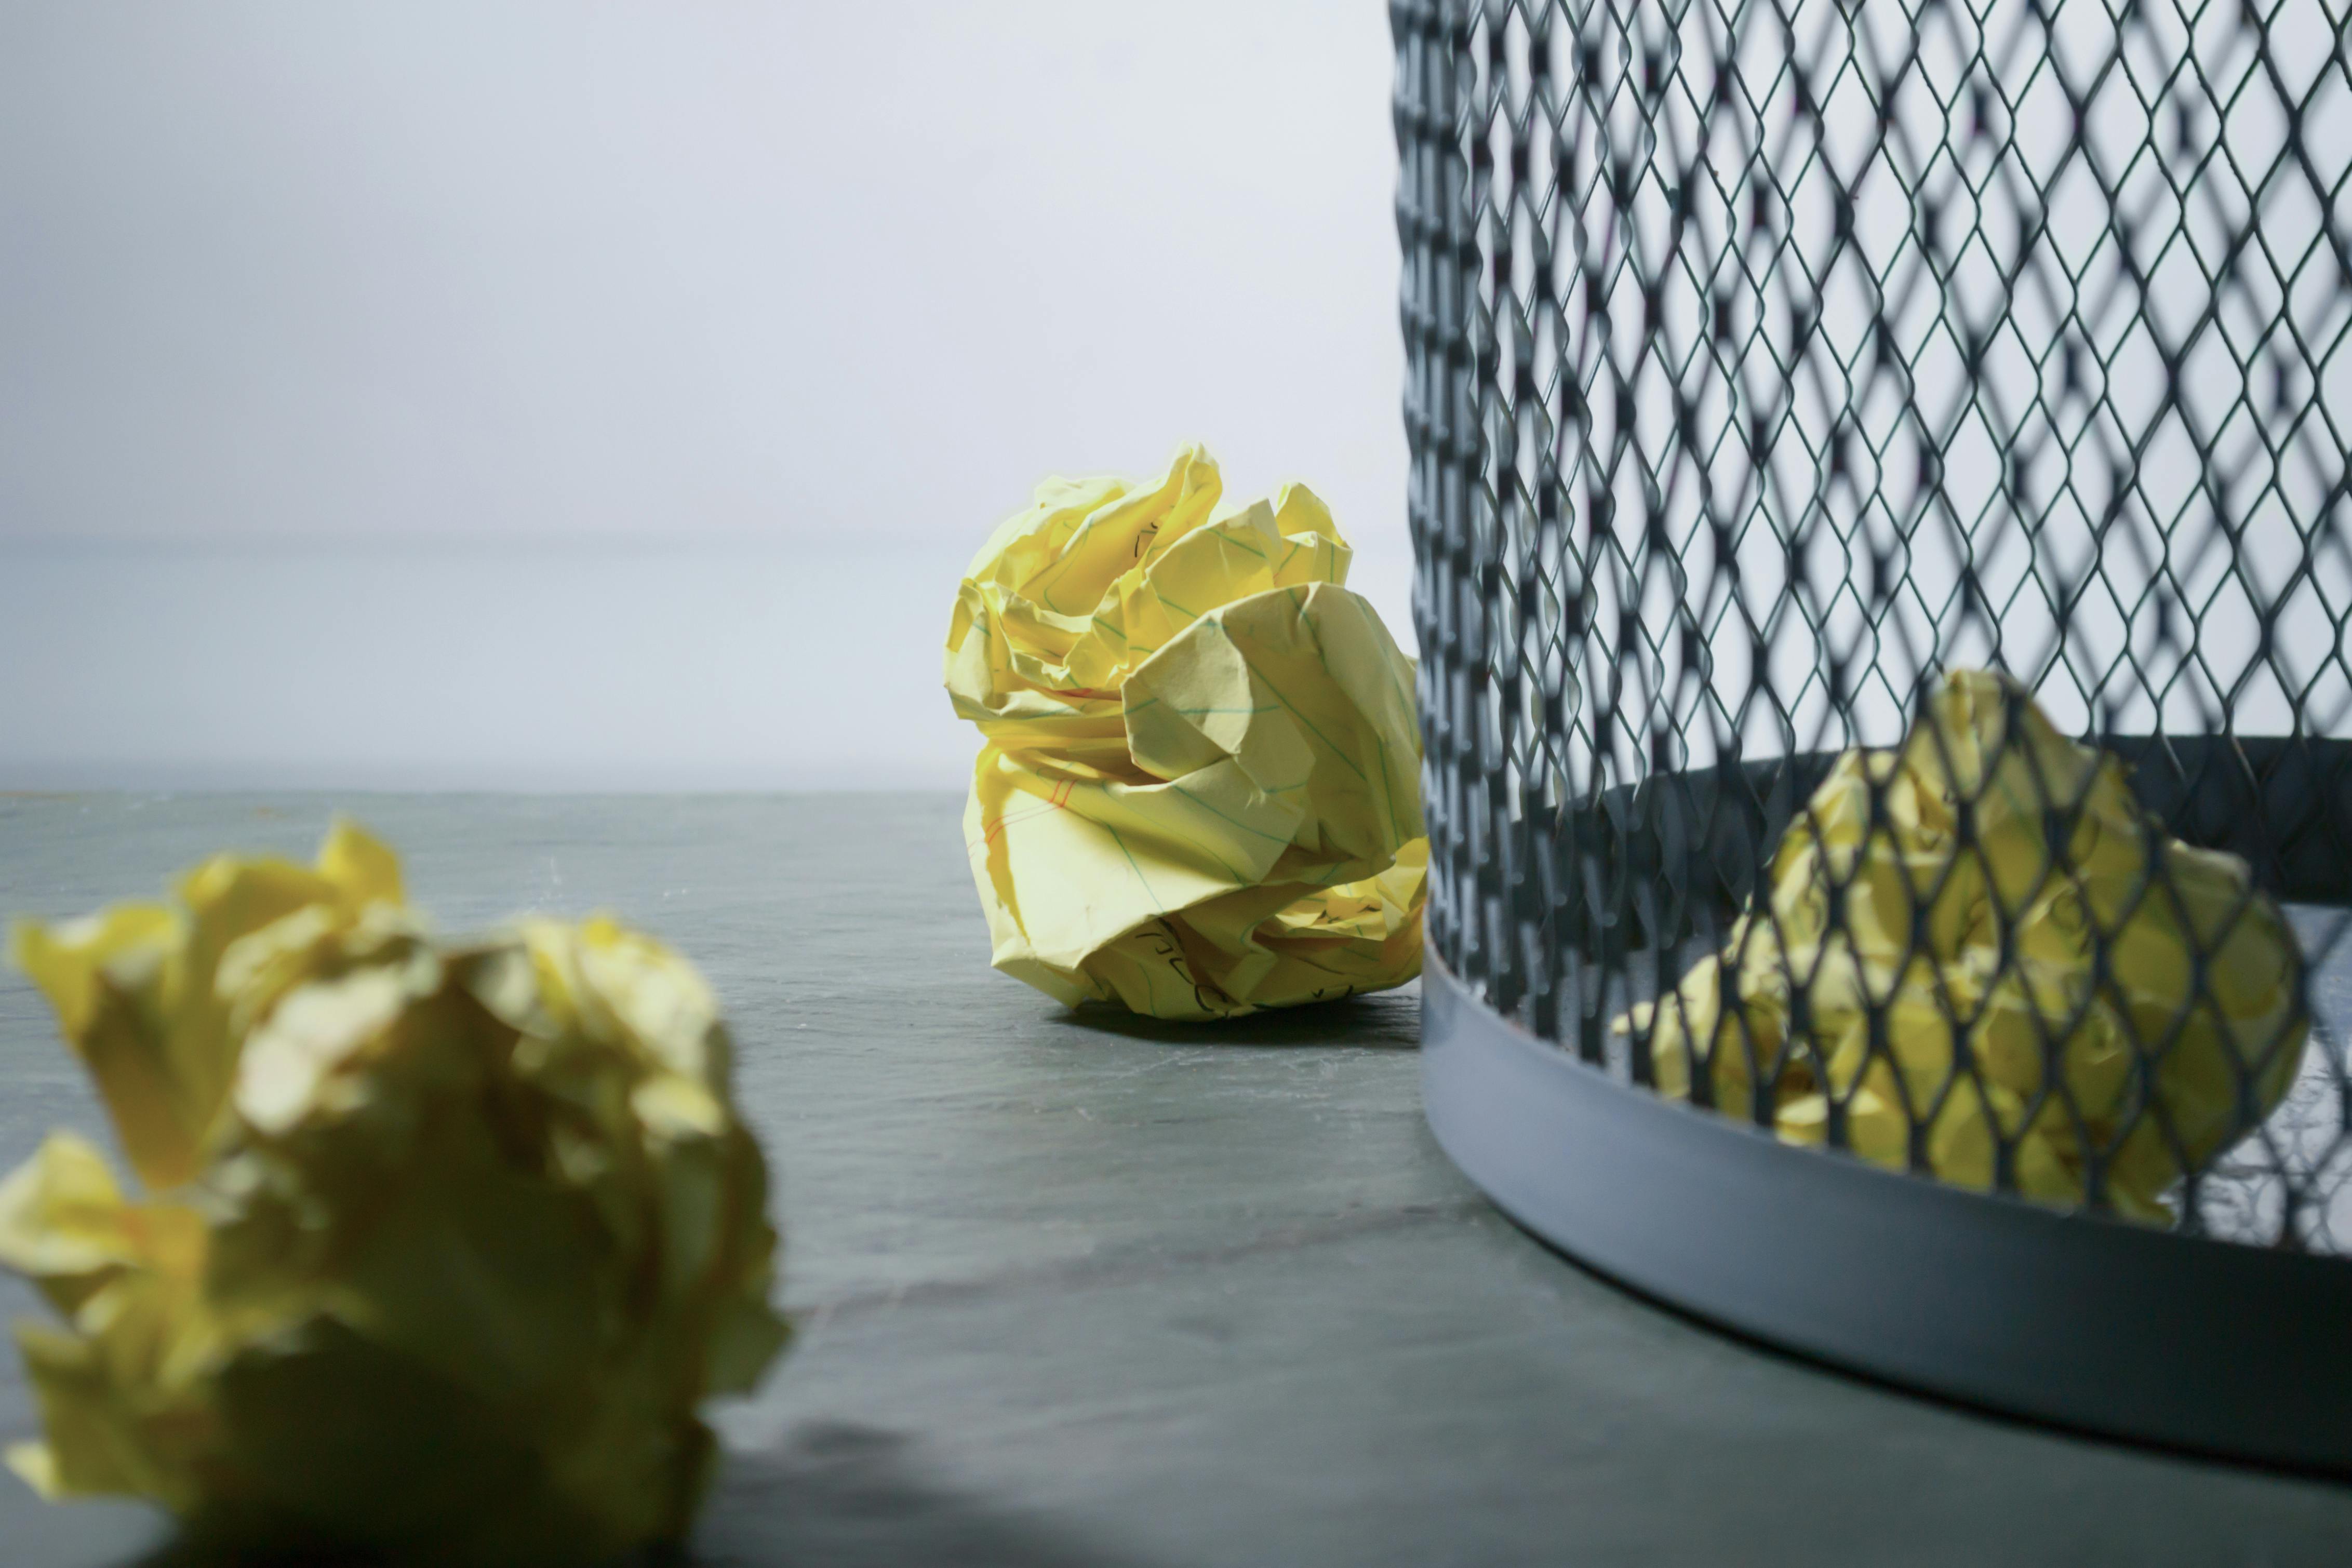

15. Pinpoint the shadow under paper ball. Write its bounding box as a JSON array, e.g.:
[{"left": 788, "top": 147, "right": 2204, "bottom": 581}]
[
  {"left": 690, "top": 1420, "right": 1159, "bottom": 1568},
  {"left": 1049, "top": 986, "right": 1420, "bottom": 1051},
  {"left": 129, "top": 1422, "right": 1152, "bottom": 1568}
]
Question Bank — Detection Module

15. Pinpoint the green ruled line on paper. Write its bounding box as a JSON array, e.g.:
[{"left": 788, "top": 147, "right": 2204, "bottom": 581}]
[
  {"left": 1258, "top": 671, "right": 1366, "bottom": 784},
  {"left": 1169, "top": 780, "right": 1291, "bottom": 848},
  {"left": 1104, "top": 822, "right": 1164, "bottom": 912},
  {"left": 1219, "top": 528, "right": 1268, "bottom": 562},
  {"left": 1375, "top": 738, "right": 1402, "bottom": 845}
]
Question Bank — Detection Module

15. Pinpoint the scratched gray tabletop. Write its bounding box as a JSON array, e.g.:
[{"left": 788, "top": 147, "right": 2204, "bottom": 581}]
[{"left": 2, "top": 792, "right": 2348, "bottom": 1567}]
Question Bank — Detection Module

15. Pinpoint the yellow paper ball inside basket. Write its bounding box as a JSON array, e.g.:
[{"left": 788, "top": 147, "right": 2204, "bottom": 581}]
[
  {"left": 0, "top": 821, "right": 788, "bottom": 1566},
  {"left": 1618, "top": 669, "right": 2308, "bottom": 1223}
]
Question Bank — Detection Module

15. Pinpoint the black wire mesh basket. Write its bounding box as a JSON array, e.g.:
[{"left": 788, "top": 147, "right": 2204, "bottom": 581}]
[{"left": 1394, "top": 0, "right": 2352, "bottom": 1470}]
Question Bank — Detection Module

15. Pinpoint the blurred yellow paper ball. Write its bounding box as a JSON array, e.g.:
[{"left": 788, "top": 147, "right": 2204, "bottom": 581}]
[{"left": 0, "top": 821, "right": 787, "bottom": 1565}]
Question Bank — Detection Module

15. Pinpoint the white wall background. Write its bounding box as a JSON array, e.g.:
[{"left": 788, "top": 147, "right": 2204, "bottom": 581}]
[{"left": 0, "top": 2, "right": 1411, "bottom": 789}]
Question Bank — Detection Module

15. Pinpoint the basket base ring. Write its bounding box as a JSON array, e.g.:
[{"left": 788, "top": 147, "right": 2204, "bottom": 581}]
[{"left": 1420, "top": 950, "right": 2352, "bottom": 1477}]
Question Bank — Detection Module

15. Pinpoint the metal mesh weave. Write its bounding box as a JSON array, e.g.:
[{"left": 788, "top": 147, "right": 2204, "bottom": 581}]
[{"left": 1394, "top": 0, "right": 2352, "bottom": 1247}]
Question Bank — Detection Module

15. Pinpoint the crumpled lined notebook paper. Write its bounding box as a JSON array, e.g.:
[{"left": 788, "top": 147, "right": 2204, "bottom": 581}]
[
  {"left": 0, "top": 822, "right": 786, "bottom": 1565},
  {"left": 946, "top": 443, "right": 1427, "bottom": 1020},
  {"left": 1620, "top": 669, "right": 2307, "bottom": 1219}
]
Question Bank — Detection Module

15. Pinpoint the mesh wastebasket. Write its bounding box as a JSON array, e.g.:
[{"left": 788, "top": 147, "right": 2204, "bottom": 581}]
[{"left": 1394, "top": 0, "right": 2352, "bottom": 1470}]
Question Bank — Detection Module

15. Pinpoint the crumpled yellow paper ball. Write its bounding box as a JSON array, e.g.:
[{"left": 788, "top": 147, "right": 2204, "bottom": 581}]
[
  {"left": 0, "top": 822, "right": 787, "bottom": 1564},
  {"left": 946, "top": 442, "right": 1427, "bottom": 1019},
  {"left": 1621, "top": 669, "right": 2307, "bottom": 1221}
]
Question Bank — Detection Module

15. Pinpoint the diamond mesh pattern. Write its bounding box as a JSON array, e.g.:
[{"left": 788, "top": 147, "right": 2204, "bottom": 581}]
[{"left": 1395, "top": 0, "right": 2352, "bottom": 1248}]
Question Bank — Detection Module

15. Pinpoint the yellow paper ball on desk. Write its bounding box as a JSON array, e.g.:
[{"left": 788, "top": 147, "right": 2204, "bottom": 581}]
[
  {"left": 0, "top": 821, "right": 787, "bottom": 1565},
  {"left": 945, "top": 443, "right": 1428, "bottom": 1020}
]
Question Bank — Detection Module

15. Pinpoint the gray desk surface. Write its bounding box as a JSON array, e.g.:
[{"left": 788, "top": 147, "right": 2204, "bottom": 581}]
[{"left": 1, "top": 792, "right": 2348, "bottom": 1566}]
